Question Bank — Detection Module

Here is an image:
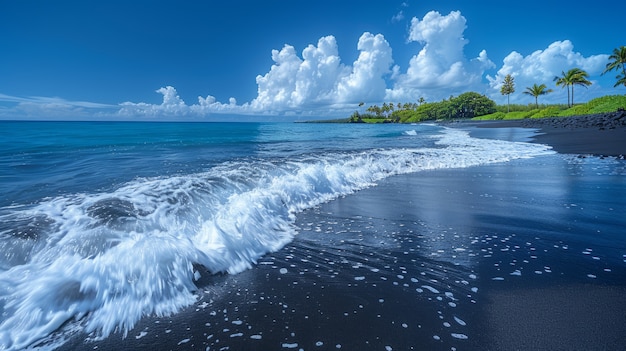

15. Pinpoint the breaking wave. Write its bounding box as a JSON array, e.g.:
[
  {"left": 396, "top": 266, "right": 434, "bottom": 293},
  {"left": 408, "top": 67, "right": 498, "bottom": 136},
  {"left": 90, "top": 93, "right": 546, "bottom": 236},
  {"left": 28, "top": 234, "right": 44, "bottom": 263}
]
[{"left": 0, "top": 128, "right": 552, "bottom": 350}]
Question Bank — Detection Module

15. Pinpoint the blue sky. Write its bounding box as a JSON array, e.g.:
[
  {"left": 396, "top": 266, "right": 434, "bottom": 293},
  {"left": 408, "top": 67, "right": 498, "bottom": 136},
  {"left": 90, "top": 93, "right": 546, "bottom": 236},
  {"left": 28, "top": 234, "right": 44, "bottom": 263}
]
[{"left": 1, "top": 0, "right": 624, "bottom": 120}]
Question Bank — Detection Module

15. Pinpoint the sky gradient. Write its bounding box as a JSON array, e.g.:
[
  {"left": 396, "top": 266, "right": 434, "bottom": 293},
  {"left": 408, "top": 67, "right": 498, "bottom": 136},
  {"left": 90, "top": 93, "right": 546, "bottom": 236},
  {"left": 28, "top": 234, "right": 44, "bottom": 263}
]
[{"left": 1, "top": 0, "right": 624, "bottom": 120}]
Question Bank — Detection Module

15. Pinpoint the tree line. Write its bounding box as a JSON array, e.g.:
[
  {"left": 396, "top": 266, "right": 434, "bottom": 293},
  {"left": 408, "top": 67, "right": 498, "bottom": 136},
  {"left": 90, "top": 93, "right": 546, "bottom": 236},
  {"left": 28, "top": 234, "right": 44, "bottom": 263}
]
[
  {"left": 350, "top": 45, "right": 625, "bottom": 123},
  {"left": 349, "top": 92, "right": 497, "bottom": 123}
]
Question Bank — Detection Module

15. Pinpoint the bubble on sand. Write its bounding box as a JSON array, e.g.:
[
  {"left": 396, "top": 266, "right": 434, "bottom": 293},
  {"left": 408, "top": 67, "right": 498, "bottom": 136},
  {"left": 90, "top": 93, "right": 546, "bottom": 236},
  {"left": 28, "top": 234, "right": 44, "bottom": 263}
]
[
  {"left": 454, "top": 316, "right": 466, "bottom": 326},
  {"left": 421, "top": 285, "right": 439, "bottom": 293},
  {"left": 279, "top": 268, "right": 288, "bottom": 274},
  {"left": 451, "top": 333, "right": 468, "bottom": 340}
]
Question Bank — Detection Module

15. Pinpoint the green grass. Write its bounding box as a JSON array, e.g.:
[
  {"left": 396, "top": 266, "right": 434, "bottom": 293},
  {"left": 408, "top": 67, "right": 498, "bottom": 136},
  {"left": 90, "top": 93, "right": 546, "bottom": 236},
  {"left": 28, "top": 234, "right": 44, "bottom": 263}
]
[
  {"left": 474, "top": 110, "right": 539, "bottom": 120},
  {"left": 473, "top": 112, "right": 505, "bottom": 120},
  {"left": 531, "top": 106, "right": 565, "bottom": 118},
  {"left": 557, "top": 95, "right": 626, "bottom": 116},
  {"left": 503, "top": 110, "right": 539, "bottom": 119},
  {"left": 472, "top": 95, "right": 626, "bottom": 121}
]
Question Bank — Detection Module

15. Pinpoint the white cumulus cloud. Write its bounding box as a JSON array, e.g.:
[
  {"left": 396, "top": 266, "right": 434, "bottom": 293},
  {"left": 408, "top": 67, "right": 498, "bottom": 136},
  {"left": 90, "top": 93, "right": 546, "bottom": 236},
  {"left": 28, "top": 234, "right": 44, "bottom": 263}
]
[
  {"left": 337, "top": 33, "right": 394, "bottom": 103},
  {"left": 386, "top": 10, "right": 495, "bottom": 102},
  {"left": 119, "top": 86, "right": 243, "bottom": 117},
  {"left": 250, "top": 33, "right": 393, "bottom": 113},
  {"left": 250, "top": 36, "right": 349, "bottom": 112},
  {"left": 487, "top": 40, "right": 609, "bottom": 104},
  {"left": 119, "top": 86, "right": 189, "bottom": 116}
]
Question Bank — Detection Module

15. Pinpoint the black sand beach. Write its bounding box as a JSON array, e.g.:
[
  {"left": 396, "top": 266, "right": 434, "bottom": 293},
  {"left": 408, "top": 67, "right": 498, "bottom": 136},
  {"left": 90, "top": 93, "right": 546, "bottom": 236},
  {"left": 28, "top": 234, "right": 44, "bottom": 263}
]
[
  {"left": 61, "top": 115, "right": 626, "bottom": 351},
  {"left": 452, "top": 113, "right": 626, "bottom": 350},
  {"left": 460, "top": 110, "right": 626, "bottom": 157}
]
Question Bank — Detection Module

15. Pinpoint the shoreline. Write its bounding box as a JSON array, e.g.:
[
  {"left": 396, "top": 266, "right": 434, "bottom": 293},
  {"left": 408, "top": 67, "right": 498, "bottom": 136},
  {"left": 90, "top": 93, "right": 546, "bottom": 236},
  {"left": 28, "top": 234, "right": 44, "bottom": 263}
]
[
  {"left": 71, "top": 159, "right": 626, "bottom": 351},
  {"left": 50, "top": 120, "right": 626, "bottom": 351},
  {"left": 443, "top": 110, "right": 626, "bottom": 157}
]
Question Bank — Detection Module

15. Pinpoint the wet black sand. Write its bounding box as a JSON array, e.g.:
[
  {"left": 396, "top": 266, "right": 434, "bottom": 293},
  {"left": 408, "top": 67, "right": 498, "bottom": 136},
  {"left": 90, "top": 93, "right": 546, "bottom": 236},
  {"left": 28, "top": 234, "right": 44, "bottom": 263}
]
[
  {"left": 59, "top": 141, "right": 626, "bottom": 351},
  {"left": 49, "top": 118, "right": 626, "bottom": 351},
  {"left": 453, "top": 110, "right": 626, "bottom": 157}
]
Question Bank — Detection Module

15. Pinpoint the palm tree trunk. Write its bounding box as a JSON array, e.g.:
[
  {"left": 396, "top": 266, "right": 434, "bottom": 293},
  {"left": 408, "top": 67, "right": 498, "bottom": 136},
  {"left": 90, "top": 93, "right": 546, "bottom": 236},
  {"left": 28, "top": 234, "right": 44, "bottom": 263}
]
[
  {"left": 535, "top": 96, "right": 538, "bottom": 109},
  {"left": 571, "top": 84, "right": 575, "bottom": 106},
  {"left": 567, "top": 85, "right": 571, "bottom": 107}
]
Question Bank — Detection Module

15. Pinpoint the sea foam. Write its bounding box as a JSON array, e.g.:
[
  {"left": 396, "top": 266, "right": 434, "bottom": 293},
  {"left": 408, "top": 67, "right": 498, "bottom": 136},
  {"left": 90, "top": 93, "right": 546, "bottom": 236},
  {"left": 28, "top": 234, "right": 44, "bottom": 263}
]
[{"left": 0, "top": 128, "right": 552, "bottom": 350}]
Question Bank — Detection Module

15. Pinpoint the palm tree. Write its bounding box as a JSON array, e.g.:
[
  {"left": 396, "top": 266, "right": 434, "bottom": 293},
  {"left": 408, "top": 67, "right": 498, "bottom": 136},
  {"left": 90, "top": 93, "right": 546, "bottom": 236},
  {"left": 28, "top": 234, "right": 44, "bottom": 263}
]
[
  {"left": 602, "top": 46, "right": 626, "bottom": 88},
  {"left": 554, "top": 68, "right": 592, "bottom": 107},
  {"left": 523, "top": 83, "right": 553, "bottom": 109},
  {"left": 367, "top": 105, "right": 382, "bottom": 117},
  {"left": 569, "top": 68, "right": 592, "bottom": 106},
  {"left": 554, "top": 71, "right": 571, "bottom": 107}
]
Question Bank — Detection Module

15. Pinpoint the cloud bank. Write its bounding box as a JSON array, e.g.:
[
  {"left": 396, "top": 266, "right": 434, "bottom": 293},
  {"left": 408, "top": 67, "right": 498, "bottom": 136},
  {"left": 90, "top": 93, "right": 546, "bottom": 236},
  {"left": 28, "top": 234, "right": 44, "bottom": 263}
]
[
  {"left": 120, "top": 11, "right": 495, "bottom": 117},
  {"left": 119, "top": 33, "right": 395, "bottom": 117}
]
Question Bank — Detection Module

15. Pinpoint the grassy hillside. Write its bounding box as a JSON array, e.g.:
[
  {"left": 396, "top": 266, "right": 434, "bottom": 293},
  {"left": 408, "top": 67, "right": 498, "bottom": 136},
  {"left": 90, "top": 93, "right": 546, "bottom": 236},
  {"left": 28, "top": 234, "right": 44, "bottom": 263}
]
[{"left": 473, "top": 95, "right": 626, "bottom": 121}]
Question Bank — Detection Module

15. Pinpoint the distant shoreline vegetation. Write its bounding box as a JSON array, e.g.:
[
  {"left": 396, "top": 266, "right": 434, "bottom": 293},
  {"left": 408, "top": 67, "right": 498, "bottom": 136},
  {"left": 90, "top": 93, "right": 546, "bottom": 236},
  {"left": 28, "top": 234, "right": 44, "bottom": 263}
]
[{"left": 340, "top": 94, "right": 626, "bottom": 124}]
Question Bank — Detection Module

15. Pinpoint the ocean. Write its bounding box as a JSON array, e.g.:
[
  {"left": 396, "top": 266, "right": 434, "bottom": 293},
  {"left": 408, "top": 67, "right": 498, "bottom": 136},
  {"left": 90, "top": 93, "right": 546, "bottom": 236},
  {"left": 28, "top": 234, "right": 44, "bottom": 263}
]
[{"left": 0, "top": 121, "right": 624, "bottom": 350}]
